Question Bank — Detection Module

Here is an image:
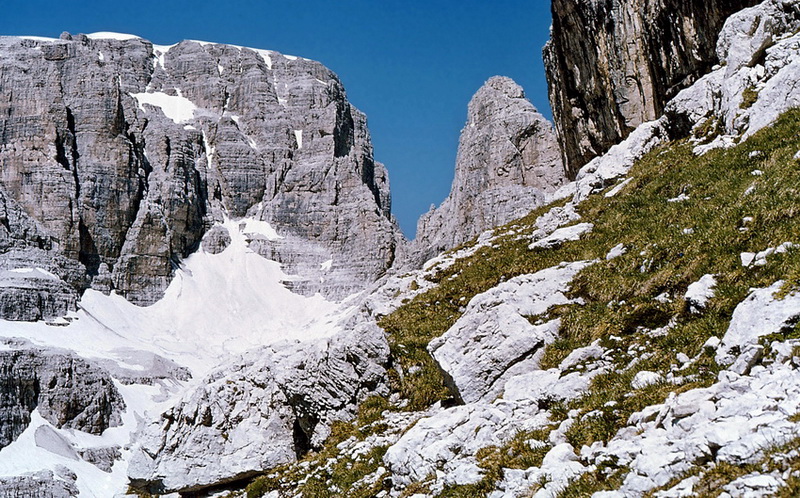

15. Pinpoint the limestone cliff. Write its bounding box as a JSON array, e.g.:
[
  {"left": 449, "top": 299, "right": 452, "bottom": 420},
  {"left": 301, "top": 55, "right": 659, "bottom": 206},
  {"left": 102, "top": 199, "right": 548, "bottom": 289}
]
[
  {"left": 0, "top": 33, "right": 399, "bottom": 313},
  {"left": 410, "top": 76, "right": 564, "bottom": 265},
  {"left": 545, "top": 0, "right": 759, "bottom": 177},
  {"left": 0, "top": 341, "right": 125, "bottom": 450}
]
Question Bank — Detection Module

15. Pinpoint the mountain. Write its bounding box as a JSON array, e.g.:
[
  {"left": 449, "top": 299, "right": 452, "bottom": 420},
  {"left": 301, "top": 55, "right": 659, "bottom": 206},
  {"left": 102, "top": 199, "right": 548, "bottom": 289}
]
[
  {"left": 1, "top": 0, "right": 800, "bottom": 496},
  {"left": 0, "top": 32, "right": 401, "bottom": 496},
  {"left": 0, "top": 32, "right": 400, "bottom": 310},
  {"left": 409, "top": 76, "right": 564, "bottom": 265}
]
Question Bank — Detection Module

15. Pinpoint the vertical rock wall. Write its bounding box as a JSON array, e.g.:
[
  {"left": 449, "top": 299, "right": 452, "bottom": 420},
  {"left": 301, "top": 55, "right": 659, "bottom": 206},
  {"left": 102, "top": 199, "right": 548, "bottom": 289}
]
[
  {"left": 0, "top": 33, "right": 400, "bottom": 310},
  {"left": 544, "top": 0, "right": 759, "bottom": 177}
]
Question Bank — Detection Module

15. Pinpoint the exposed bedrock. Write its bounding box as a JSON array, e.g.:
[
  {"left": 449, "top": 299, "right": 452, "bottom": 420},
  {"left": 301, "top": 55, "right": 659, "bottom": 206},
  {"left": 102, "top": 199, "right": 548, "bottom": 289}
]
[
  {"left": 545, "top": 0, "right": 760, "bottom": 177},
  {"left": 410, "top": 76, "right": 564, "bottom": 265}
]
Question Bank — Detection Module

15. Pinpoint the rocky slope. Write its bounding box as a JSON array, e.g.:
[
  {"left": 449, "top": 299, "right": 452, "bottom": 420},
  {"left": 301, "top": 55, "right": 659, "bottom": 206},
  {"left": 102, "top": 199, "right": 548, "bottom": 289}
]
[
  {"left": 1, "top": 0, "right": 800, "bottom": 496},
  {"left": 128, "top": 308, "right": 390, "bottom": 494},
  {"left": 544, "top": 0, "right": 759, "bottom": 177},
  {"left": 410, "top": 76, "right": 564, "bottom": 264},
  {"left": 0, "top": 32, "right": 399, "bottom": 310},
  {"left": 0, "top": 341, "right": 124, "bottom": 450}
]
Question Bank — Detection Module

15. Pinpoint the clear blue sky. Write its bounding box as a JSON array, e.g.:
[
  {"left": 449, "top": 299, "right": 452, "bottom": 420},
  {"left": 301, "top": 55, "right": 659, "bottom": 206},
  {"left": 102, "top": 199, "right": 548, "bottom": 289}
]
[{"left": 1, "top": 0, "right": 554, "bottom": 237}]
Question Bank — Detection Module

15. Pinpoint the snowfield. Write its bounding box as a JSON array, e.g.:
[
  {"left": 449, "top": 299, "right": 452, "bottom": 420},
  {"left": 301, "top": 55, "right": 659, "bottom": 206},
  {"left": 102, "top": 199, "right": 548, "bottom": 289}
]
[{"left": 0, "top": 217, "right": 349, "bottom": 496}]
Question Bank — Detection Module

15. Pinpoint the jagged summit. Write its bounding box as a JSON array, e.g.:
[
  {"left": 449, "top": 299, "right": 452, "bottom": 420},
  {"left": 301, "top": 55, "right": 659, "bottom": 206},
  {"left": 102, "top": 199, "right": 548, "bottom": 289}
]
[{"left": 409, "top": 75, "right": 564, "bottom": 265}]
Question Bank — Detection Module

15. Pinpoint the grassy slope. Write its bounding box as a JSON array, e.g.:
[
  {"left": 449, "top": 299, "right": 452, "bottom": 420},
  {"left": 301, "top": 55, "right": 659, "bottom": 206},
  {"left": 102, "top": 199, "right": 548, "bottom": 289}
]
[{"left": 243, "top": 109, "right": 800, "bottom": 497}]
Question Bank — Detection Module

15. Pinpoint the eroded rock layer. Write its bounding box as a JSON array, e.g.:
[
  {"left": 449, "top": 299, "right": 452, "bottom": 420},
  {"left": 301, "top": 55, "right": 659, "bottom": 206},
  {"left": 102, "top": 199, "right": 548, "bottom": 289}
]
[{"left": 0, "top": 343, "right": 124, "bottom": 449}]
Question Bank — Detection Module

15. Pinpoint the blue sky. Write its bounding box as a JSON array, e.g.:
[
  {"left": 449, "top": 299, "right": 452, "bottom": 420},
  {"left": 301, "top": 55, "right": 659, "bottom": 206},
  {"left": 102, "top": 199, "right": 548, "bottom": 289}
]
[{"left": 1, "top": 0, "right": 554, "bottom": 237}]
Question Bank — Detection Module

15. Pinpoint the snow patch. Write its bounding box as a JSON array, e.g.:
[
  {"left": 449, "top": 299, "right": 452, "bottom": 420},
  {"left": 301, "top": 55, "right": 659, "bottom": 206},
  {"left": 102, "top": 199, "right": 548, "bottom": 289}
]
[
  {"left": 252, "top": 49, "right": 274, "bottom": 70},
  {"left": 294, "top": 129, "right": 303, "bottom": 149},
  {"left": 240, "top": 218, "right": 282, "bottom": 240},
  {"left": 19, "top": 36, "right": 58, "bottom": 42},
  {"left": 151, "top": 44, "right": 175, "bottom": 70},
  {"left": 131, "top": 91, "right": 197, "bottom": 124},
  {"left": 85, "top": 32, "right": 141, "bottom": 41}
]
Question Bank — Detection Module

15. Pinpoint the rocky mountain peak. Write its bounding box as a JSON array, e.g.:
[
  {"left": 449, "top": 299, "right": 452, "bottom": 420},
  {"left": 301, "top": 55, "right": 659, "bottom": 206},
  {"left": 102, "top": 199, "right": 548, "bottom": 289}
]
[
  {"left": 409, "top": 76, "right": 564, "bottom": 265},
  {"left": 0, "top": 33, "right": 401, "bottom": 311}
]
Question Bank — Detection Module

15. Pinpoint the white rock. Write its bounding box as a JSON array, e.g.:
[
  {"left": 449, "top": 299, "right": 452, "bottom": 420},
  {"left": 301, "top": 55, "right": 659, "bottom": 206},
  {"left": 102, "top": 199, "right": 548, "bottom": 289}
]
[
  {"left": 654, "top": 475, "right": 700, "bottom": 497},
  {"left": 684, "top": 274, "right": 717, "bottom": 313},
  {"left": 740, "top": 252, "right": 756, "bottom": 266},
  {"left": 383, "top": 403, "right": 542, "bottom": 489},
  {"left": 667, "top": 193, "right": 690, "bottom": 203},
  {"left": 541, "top": 442, "right": 579, "bottom": 467},
  {"left": 575, "top": 120, "right": 669, "bottom": 202},
  {"left": 504, "top": 369, "right": 595, "bottom": 405},
  {"left": 703, "top": 336, "right": 721, "bottom": 352},
  {"left": 606, "top": 244, "right": 628, "bottom": 260},
  {"left": 717, "top": 281, "right": 800, "bottom": 365},
  {"left": 667, "top": 2, "right": 800, "bottom": 154},
  {"left": 728, "top": 345, "right": 764, "bottom": 375},
  {"left": 605, "top": 178, "right": 633, "bottom": 198},
  {"left": 536, "top": 443, "right": 586, "bottom": 496},
  {"left": 529, "top": 223, "right": 594, "bottom": 250},
  {"left": 631, "top": 371, "right": 664, "bottom": 389},
  {"left": 429, "top": 261, "right": 592, "bottom": 403},
  {"left": 559, "top": 340, "right": 606, "bottom": 370}
]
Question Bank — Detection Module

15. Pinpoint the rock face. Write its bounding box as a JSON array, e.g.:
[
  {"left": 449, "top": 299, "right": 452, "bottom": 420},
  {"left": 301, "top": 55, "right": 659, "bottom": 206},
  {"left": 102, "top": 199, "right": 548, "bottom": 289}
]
[
  {"left": 0, "top": 343, "right": 125, "bottom": 449},
  {"left": 428, "top": 261, "right": 591, "bottom": 404},
  {"left": 410, "top": 76, "right": 564, "bottom": 265},
  {"left": 665, "top": 0, "right": 800, "bottom": 151},
  {"left": 545, "top": 0, "right": 759, "bottom": 177},
  {"left": 0, "top": 470, "right": 79, "bottom": 498},
  {"left": 128, "top": 312, "right": 390, "bottom": 494},
  {"left": 0, "top": 268, "right": 77, "bottom": 321},
  {"left": 563, "top": 0, "right": 800, "bottom": 204},
  {"left": 0, "top": 33, "right": 399, "bottom": 313}
]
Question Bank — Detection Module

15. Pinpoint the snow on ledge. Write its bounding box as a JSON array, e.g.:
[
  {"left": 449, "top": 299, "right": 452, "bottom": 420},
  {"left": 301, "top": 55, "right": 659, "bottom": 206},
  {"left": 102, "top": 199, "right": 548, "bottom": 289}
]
[
  {"left": 130, "top": 91, "right": 197, "bottom": 124},
  {"left": 18, "top": 36, "right": 59, "bottom": 42},
  {"left": 85, "top": 32, "right": 142, "bottom": 41}
]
